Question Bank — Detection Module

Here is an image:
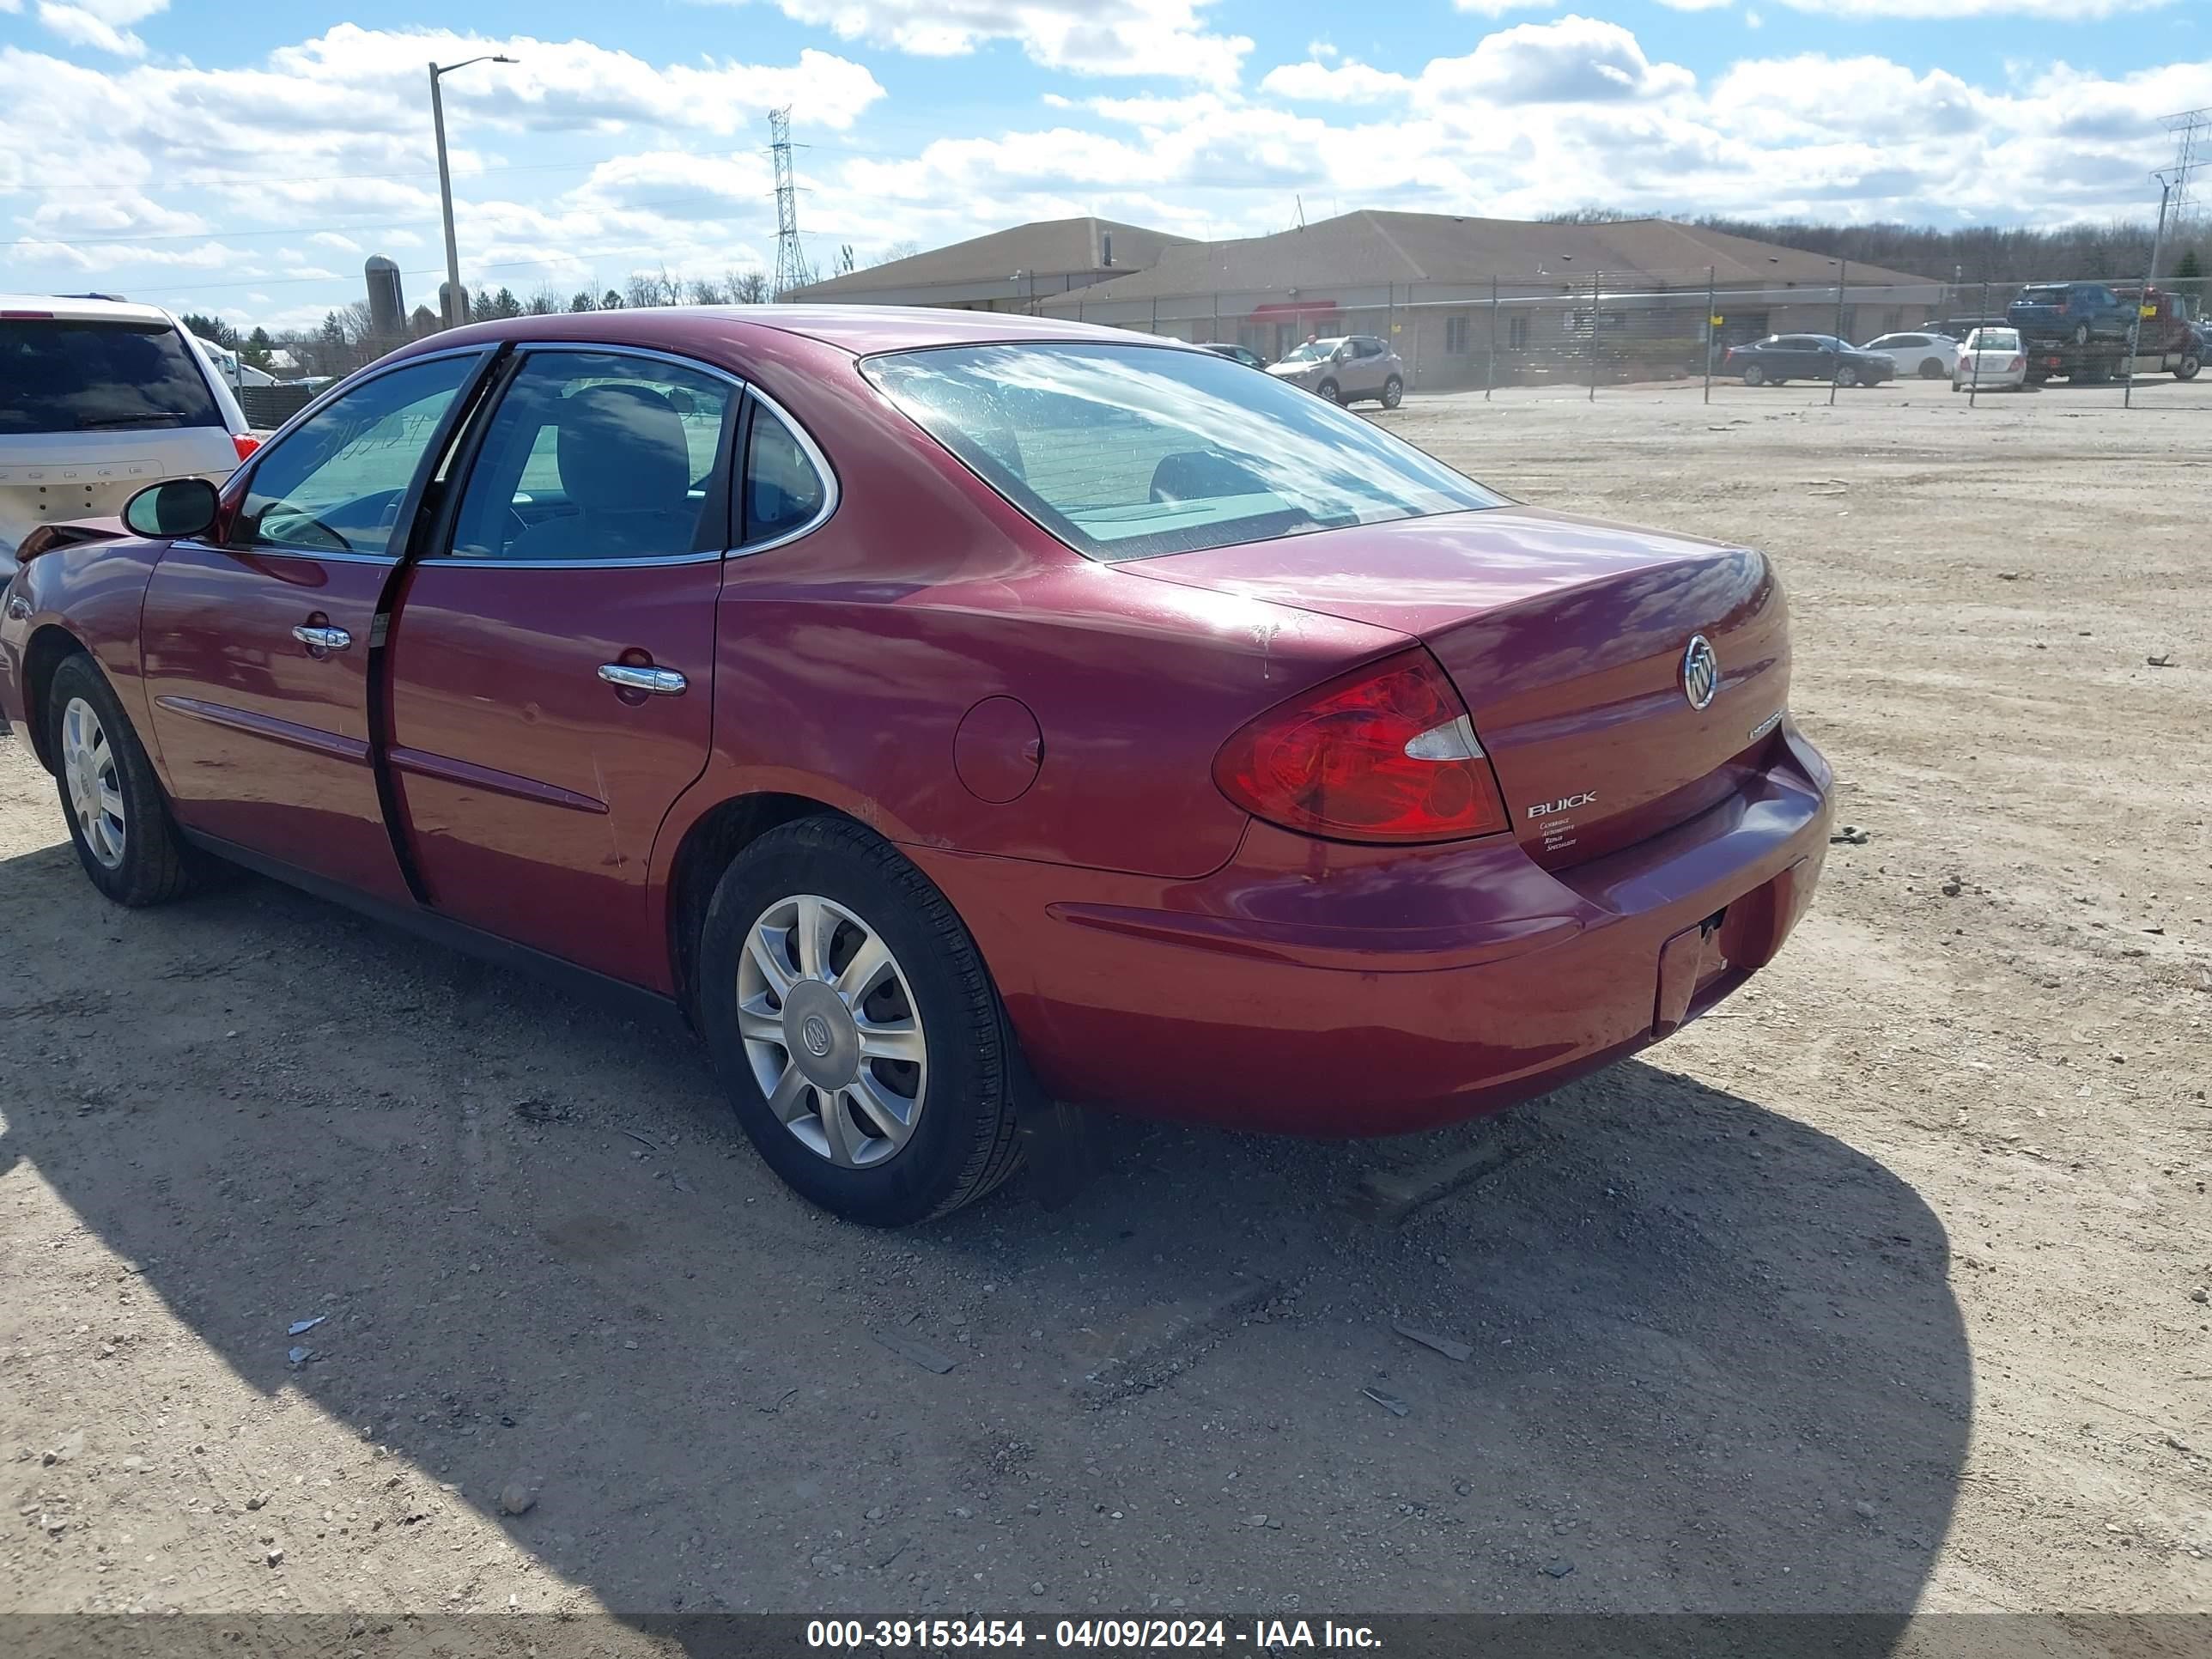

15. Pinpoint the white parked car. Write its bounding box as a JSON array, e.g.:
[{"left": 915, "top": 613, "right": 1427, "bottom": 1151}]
[
  {"left": 1863, "top": 330, "right": 1961, "bottom": 380},
  {"left": 1, "top": 295, "right": 257, "bottom": 580},
  {"left": 1952, "top": 327, "right": 2030, "bottom": 393}
]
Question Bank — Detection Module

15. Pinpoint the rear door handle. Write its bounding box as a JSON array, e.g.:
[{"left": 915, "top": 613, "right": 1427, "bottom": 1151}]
[
  {"left": 291, "top": 624, "right": 351, "bottom": 652},
  {"left": 598, "top": 663, "right": 687, "bottom": 696}
]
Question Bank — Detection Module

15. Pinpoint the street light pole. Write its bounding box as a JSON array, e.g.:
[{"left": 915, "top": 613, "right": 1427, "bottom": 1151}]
[{"left": 429, "top": 53, "right": 517, "bottom": 328}]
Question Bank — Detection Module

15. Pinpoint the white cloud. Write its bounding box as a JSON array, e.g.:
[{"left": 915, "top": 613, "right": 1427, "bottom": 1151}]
[
  {"left": 309, "top": 231, "right": 363, "bottom": 253},
  {"left": 1656, "top": 0, "right": 1734, "bottom": 11},
  {"left": 1260, "top": 59, "right": 1412, "bottom": 104},
  {"left": 1423, "top": 16, "right": 1698, "bottom": 104},
  {"left": 734, "top": 0, "right": 1251, "bottom": 86},
  {"left": 35, "top": 3, "right": 146, "bottom": 56}
]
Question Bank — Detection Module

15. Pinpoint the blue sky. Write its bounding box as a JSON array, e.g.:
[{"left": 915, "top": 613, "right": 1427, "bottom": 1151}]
[{"left": 3, "top": 0, "right": 2207, "bottom": 331}]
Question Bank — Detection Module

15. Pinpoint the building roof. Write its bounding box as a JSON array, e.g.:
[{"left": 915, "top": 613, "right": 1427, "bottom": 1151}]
[
  {"left": 787, "top": 216, "right": 1194, "bottom": 302},
  {"left": 1040, "top": 210, "right": 1938, "bottom": 305}
]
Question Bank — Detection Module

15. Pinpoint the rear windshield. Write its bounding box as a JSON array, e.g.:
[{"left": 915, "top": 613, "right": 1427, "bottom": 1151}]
[
  {"left": 1968, "top": 329, "right": 2021, "bottom": 349},
  {"left": 0, "top": 318, "right": 225, "bottom": 435},
  {"left": 863, "top": 342, "right": 1499, "bottom": 563},
  {"left": 2017, "top": 287, "right": 2067, "bottom": 303}
]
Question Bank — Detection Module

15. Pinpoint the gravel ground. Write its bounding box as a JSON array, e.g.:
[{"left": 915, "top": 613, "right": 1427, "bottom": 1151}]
[{"left": 3, "top": 378, "right": 2209, "bottom": 1643}]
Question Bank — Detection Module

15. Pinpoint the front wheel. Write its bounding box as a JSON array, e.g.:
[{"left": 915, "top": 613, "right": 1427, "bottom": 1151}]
[
  {"left": 696, "top": 817, "right": 1023, "bottom": 1226},
  {"left": 1836, "top": 365, "right": 1861, "bottom": 389},
  {"left": 1381, "top": 374, "right": 1403, "bottom": 409},
  {"left": 2070, "top": 322, "right": 2091, "bottom": 347},
  {"left": 45, "top": 653, "right": 198, "bottom": 908},
  {"left": 1316, "top": 378, "right": 1341, "bottom": 404}
]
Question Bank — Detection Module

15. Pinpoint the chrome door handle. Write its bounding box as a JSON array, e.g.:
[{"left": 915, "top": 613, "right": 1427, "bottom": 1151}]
[
  {"left": 598, "top": 663, "right": 687, "bottom": 696},
  {"left": 291, "top": 624, "right": 351, "bottom": 651}
]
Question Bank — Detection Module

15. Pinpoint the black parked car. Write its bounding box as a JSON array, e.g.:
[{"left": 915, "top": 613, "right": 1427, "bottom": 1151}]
[
  {"left": 1199, "top": 343, "right": 1267, "bottom": 369},
  {"left": 1723, "top": 334, "right": 1893, "bottom": 387},
  {"left": 2006, "top": 283, "right": 2132, "bottom": 347}
]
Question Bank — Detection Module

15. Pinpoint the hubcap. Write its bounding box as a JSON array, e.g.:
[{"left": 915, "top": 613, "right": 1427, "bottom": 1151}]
[
  {"left": 735, "top": 893, "right": 928, "bottom": 1169},
  {"left": 60, "top": 697, "right": 125, "bottom": 870}
]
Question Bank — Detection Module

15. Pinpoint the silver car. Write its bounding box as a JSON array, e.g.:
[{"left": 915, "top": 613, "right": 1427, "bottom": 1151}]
[{"left": 1264, "top": 334, "right": 1406, "bottom": 407}]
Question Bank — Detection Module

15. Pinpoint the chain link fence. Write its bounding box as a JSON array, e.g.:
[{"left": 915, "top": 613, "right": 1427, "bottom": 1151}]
[{"left": 1048, "top": 268, "right": 2209, "bottom": 410}]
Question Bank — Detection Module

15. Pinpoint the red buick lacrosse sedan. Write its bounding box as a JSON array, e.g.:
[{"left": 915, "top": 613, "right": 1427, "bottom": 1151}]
[{"left": 1, "top": 307, "right": 1831, "bottom": 1224}]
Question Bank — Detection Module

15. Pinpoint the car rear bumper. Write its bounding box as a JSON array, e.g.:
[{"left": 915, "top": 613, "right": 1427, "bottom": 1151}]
[{"left": 915, "top": 721, "right": 1833, "bottom": 1136}]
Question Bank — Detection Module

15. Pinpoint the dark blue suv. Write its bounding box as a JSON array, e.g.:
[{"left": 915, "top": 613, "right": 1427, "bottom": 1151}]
[{"left": 2006, "top": 283, "right": 2131, "bottom": 347}]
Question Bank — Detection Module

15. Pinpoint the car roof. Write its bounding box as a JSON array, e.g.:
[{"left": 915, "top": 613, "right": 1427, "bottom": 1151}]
[
  {"left": 0, "top": 292, "right": 176, "bottom": 326},
  {"left": 413, "top": 303, "right": 1179, "bottom": 362}
]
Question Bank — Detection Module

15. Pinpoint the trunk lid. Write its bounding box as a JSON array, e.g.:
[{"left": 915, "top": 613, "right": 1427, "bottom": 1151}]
[{"left": 1127, "top": 507, "right": 1791, "bottom": 868}]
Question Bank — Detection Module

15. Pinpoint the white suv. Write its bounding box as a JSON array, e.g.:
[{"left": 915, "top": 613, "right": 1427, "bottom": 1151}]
[{"left": 1, "top": 295, "right": 257, "bottom": 581}]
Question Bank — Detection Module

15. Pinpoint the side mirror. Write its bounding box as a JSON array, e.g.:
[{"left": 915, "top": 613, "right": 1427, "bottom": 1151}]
[{"left": 123, "top": 477, "right": 220, "bottom": 541}]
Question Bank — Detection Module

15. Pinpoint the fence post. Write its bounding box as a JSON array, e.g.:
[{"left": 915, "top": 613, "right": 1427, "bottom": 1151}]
[
  {"left": 1969, "top": 277, "right": 1987, "bottom": 408},
  {"left": 1487, "top": 275, "right": 1498, "bottom": 402},
  {"left": 2126, "top": 174, "right": 2173, "bottom": 411},
  {"left": 1829, "top": 257, "right": 1847, "bottom": 406},
  {"left": 1212, "top": 291, "right": 1220, "bottom": 347},
  {"left": 1151, "top": 297, "right": 1158, "bottom": 337},
  {"left": 1588, "top": 270, "right": 1601, "bottom": 402},
  {"left": 1704, "top": 265, "right": 1716, "bottom": 405}
]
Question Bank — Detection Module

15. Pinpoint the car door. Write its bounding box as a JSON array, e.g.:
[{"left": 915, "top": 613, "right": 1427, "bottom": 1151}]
[
  {"left": 380, "top": 344, "right": 750, "bottom": 987},
  {"left": 138, "top": 349, "right": 491, "bottom": 902}
]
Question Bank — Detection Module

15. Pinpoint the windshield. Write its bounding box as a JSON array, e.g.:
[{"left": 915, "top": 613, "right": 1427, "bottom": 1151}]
[
  {"left": 2017, "top": 288, "right": 2067, "bottom": 304},
  {"left": 1966, "top": 329, "right": 2020, "bottom": 350},
  {"left": 1279, "top": 339, "right": 1340, "bottom": 364},
  {"left": 865, "top": 342, "right": 1501, "bottom": 563},
  {"left": 0, "top": 318, "right": 225, "bottom": 435}
]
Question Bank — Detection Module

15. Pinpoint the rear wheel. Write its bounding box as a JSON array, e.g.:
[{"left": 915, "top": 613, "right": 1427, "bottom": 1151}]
[
  {"left": 45, "top": 653, "right": 198, "bottom": 908},
  {"left": 1741, "top": 363, "right": 1768, "bottom": 387},
  {"left": 1919, "top": 358, "right": 1945, "bottom": 379},
  {"left": 2070, "top": 322, "right": 2091, "bottom": 347},
  {"left": 2175, "top": 353, "right": 2201, "bottom": 382},
  {"left": 696, "top": 817, "right": 1022, "bottom": 1226},
  {"left": 1381, "top": 374, "right": 1403, "bottom": 409}
]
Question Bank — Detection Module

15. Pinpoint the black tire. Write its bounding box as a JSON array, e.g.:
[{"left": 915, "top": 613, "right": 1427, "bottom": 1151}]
[
  {"left": 2070, "top": 322, "right": 2091, "bottom": 347},
  {"left": 1919, "top": 359, "right": 1945, "bottom": 379},
  {"left": 1316, "top": 379, "right": 1341, "bottom": 404},
  {"left": 1381, "top": 374, "right": 1403, "bottom": 409},
  {"left": 44, "top": 652, "right": 198, "bottom": 908},
  {"left": 696, "top": 816, "right": 1023, "bottom": 1226},
  {"left": 1836, "top": 365, "right": 1860, "bottom": 389},
  {"left": 2175, "top": 354, "right": 2201, "bottom": 382},
  {"left": 1741, "top": 363, "right": 1767, "bottom": 387}
]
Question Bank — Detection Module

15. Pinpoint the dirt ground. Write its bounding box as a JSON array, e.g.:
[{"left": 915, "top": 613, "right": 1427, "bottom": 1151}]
[{"left": 3, "top": 377, "right": 2209, "bottom": 1646}]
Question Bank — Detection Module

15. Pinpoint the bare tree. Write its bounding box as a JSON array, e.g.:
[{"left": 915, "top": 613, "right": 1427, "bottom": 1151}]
[
  {"left": 687, "top": 277, "right": 726, "bottom": 306},
  {"left": 726, "top": 268, "right": 770, "bottom": 304},
  {"left": 871, "top": 240, "right": 921, "bottom": 268}
]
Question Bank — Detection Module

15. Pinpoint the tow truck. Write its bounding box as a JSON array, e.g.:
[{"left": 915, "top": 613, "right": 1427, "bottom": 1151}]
[{"left": 2020, "top": 286, "right": 2203, "bottom": 386}]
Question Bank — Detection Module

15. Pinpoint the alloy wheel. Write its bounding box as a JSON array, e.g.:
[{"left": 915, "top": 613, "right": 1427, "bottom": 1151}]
[
  {"left": 735, "top": 893, "right": 928, "bottom": 1168},
  {"left": 60, "top": 696, "right": 125, "bottom": 869}
]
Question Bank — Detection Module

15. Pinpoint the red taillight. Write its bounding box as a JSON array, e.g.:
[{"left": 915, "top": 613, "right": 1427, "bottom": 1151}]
[
  {"left": 232, "top": 433, "right": 261, "bottom": 461},
  {"left": 1212, "top": 649, "right": 1511, "bottom": 843},
  {"left": 2008, "top": 356, "right": 2024, "bottom": 371}
]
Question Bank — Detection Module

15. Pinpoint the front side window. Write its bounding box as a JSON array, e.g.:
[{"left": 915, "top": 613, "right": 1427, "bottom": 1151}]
[
  {"left": 865, "top": 342, "right": 1500, "bottom": 564},
  {"left": 447, "top": 350, "right": 739, "bottom": 562},
  {"left": 0, "top": 318, "right": 225, "bottom": 436},
  {"left": 235, "top": 354, "right": 478, "bottom": 556}
]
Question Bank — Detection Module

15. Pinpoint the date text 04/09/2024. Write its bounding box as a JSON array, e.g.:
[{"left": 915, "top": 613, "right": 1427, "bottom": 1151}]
[{"left": 804, "top": 1618, "right": 1383, "bottom": 1649}]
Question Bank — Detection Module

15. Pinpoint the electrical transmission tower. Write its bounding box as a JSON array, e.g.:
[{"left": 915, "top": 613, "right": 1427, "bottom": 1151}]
[
  {"left": 769, "top": 106, "right": 811, "bottom": 299},
  {"left": 2163, "top": 106, "right": 2209, "bottom": 240}
]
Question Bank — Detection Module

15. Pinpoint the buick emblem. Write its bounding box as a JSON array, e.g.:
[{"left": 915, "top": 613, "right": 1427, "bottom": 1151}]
[
  {"left": 1680, "top": 635, "right": 1720, "bottom": 710},
  {"left": 800, "top": 1013, "right": 835, "bottom": 1057}
]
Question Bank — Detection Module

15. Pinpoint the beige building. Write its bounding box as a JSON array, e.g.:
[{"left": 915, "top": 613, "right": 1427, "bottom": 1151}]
[{"left": 1037, "top": 210, "right": 1943, "bottom": 388}]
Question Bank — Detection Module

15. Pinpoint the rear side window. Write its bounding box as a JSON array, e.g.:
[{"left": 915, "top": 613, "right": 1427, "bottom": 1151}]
[
  {"left": 742, "top": 406, "right": 829, "bottom": 545},
  {"left": 865, "top": 342, "right": 1498, "bottom": 564},
  {"left": 0, "top": 319, "right": 224, "bottom": 435}
]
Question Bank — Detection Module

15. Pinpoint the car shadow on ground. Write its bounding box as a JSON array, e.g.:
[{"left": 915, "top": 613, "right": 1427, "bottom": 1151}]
[{"left": 0, "top": 847, "right": 1966, "bottom": 1646}]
